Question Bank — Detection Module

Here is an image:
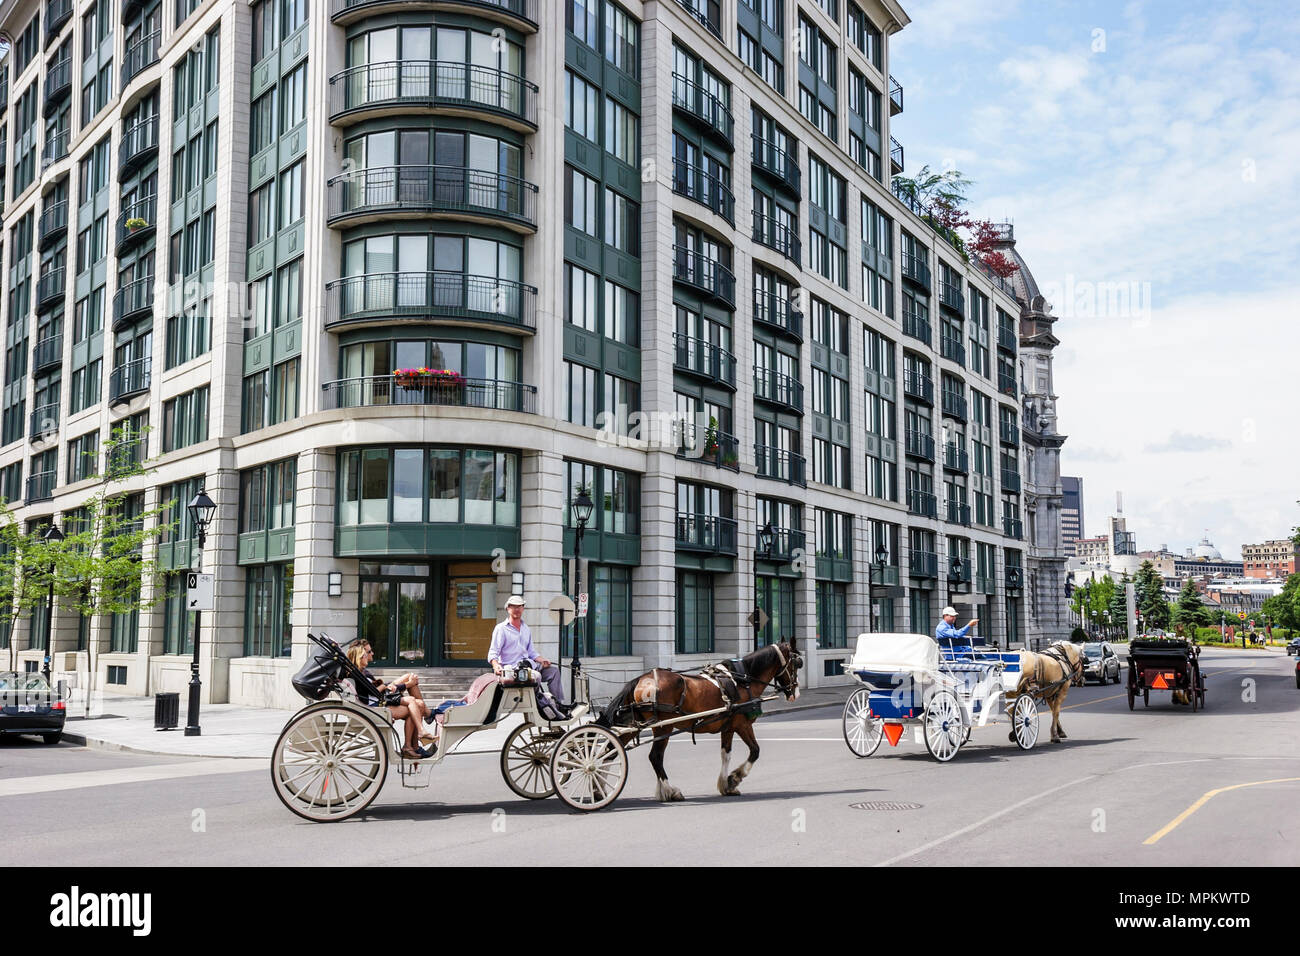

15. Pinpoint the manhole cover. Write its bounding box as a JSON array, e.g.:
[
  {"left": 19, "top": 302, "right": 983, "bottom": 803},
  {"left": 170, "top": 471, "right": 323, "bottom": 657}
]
[{"left": 850, "top": 801, "right": 922, "bottom": 811}]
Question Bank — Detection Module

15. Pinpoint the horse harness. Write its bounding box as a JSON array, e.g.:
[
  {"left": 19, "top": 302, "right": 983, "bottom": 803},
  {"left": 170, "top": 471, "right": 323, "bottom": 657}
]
[{"left": 1031, "top": 645, "right": 1082, "bottom": 697}]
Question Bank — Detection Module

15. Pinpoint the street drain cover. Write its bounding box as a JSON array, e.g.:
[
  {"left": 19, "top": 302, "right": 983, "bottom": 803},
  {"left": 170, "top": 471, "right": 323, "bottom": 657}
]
[{"left": 850, "top": 801, "right": 922, "bottom": 811}]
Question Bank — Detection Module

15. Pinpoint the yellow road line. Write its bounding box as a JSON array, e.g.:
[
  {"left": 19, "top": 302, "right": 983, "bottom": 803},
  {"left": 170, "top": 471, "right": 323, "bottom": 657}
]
[
  {"left": 1143, "top": 778, "right": 1300, "bottom": 845},
  {"left": 1059, "top": 692, "right": 1128, "bottom": 712}
]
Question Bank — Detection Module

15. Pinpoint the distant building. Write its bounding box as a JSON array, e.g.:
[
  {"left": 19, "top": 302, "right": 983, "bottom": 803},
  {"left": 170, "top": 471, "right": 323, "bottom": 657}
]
[
  {"left": 1173, "top": 536, "right": 1243, "bottom": 578},
  {"left": 1061, "top": 476, "right": 1083, "bottom": 555},
  {"left": 1075, "top": 536, "right": 1110, "bottom": 567},
  {"left": 1242, "top": 540, "right": 1296, "bottom": 579}
]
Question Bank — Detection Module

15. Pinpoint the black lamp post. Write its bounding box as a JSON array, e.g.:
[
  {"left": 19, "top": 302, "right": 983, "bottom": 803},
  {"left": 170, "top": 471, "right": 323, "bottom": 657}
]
[
  {"left": 184, "top": 489, "right": 216, "bottom": 737},
  {"left": 570, "top": 488, "right": 593, "bottom": 702},
  {"left": 41, "top": 523, "right": 63, "bottom": 681},
  {"left": 870, "top": 542, "right": 889, "bottom": 633},
  {"left": 754, "top": 522, "right": 774, "bottom": 646}
]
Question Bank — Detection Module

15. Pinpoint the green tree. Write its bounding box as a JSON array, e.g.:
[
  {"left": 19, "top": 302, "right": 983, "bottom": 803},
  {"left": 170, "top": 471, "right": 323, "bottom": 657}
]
[
  {"left": 1108, "top": 572, "right": 1130, "bottom": 630},
  {"left": 0, "top": 507, "right": 63, "bottom": 673},
  {"left": 1261, "top": 575, "right": 1300, "bottom": 632},
  {"left": 1172, "top": 578, "right": 1212, "bottom": 629},
  {"left": 1135, "top": 560, "right": 1170, "bottom": 629}
]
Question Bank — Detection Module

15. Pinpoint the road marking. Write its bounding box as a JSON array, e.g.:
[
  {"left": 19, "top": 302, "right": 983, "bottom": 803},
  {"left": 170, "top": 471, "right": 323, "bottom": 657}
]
[
  {"left": 1143, "top": 777, "right": 1300, "bottom": 845},
  {"left": 1059, "top": 692, "right": 1128, "bottom": 711},
  {"left": 0, "top": 759, "right": 262, "bottom": 798}
]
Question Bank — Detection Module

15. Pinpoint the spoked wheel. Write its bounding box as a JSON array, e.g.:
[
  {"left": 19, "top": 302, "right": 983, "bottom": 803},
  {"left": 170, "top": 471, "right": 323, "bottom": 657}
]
[
  {"left": 923, "top": 690, "right": 964, "bottom": 762},
  {"left": 842, "top": 688, "right": 884, "bottom": 758},
  {"left": 1143, "top": 688, "right": 1149, "bottom": 707},
  {"left": 272, "top": 706, "right": 389, "bottom": 822},
  {"left": 1127, "top": 684, "right": 1135, "bottom": 710},
  {"left": 550, "top": 725, "right": 628, "bottom": 811},
  {"left": 1012, "top": 694, "right": 1039, "bottom": 750},
  {"left": 501, "top": 723, "right": 557, "bottom": 799}
]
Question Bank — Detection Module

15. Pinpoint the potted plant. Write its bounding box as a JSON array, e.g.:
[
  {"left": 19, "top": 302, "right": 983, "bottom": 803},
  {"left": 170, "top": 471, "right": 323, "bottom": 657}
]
[
  {"left": 125, "top": 217, "right": 149, "bottom": 232},
  {"left": 392, "top": 367, "right": 427, "bottom": 389}
]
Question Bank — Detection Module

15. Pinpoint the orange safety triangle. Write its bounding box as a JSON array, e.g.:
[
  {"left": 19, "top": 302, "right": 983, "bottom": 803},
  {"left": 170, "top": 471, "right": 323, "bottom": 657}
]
[
  {"left": 1151, "top": 673, "right": 1169, "bottom": 689},
  {"left": 883, "top": 723, "right": 905, "bottom": 747}
]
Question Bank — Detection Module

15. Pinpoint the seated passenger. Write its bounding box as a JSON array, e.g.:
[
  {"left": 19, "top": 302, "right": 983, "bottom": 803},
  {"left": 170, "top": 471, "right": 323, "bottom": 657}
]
[
  {"left": 489, "top": 595, "right": 568, "bottom": 717},
  {"left": 346, "top": 640, "right": 436, "bottom": 759},
  {"left": 935, "top": 606, "right": 982, "bottom": 648}
]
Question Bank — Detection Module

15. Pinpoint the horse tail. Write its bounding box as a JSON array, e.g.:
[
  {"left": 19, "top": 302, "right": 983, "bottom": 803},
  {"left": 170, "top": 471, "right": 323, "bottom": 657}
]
[{"left": 597, "top": 676, "right": 645, "bottom": 728}]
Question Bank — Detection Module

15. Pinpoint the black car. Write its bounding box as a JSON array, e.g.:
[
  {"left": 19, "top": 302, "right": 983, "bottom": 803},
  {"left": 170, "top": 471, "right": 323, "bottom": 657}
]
[
  {"left": 1082, "top": 642, "right": 1122, "bottom": 684},
  {"left": 1287, "top": 636, "right": 1300, "bottom": 657},
  {"left": 0, "top": 672, "right": 67, "bottom": 745}
]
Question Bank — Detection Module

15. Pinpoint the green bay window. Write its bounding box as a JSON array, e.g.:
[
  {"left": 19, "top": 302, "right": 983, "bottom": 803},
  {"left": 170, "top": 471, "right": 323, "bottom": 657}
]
[
  {"left": 338, "top": 446, "right": 518, "bottom": 527},
  {"left": 676, "top": 570, "right": 714, "bottom": 654},
  {"left": 245, "top": 562, "right": 294, "bottom": 657}
]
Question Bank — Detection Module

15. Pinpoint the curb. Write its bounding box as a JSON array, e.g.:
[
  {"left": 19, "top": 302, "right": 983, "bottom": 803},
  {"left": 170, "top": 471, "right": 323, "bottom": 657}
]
[{"left": 61, "top": 730, "right": 269, "bottom": 760}]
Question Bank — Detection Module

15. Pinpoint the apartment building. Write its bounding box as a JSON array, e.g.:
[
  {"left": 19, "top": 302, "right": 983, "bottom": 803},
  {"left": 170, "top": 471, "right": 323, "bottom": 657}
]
[
  {"left": 1241, "top": 539, "right": 1295, "bottom": 580},
  {"left": 0, "top": 0, "right": 1061, "bottom": 708}
]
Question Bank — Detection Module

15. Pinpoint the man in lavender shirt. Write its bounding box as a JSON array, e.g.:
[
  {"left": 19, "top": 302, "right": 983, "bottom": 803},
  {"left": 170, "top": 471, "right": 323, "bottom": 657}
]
[{"left": 489, "top": 595, "right": 566, "bottom": 710}]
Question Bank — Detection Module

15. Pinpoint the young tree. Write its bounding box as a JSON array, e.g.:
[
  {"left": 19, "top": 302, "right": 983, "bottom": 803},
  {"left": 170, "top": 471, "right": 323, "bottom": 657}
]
[
  {"left": 1261, "top": 575, "right": 1300, "bottom": 632},
  {"left": 1135, "top": 560, "right": 1171, "bottom": 630},
  {"left": 890, "top": 164, "right": 1020, "bottom": 277},
  {"left": 1172, "top": 578, "right": 1212, "bottom": 630},
  {"left": 0, "top": 506, "right": 59, "bottom": 673},
  {"left": 1108, "top": 572, "right": 1131, "bottom": 631}
]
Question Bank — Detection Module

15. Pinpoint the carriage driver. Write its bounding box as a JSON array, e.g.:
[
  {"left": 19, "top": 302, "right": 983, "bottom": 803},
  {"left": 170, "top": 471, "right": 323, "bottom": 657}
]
[
  {"left": 936, "top": 606, "right": 982, "bottom": 648},
  {"left": 489, "top": 595, "right": 568, "bottom": 715}
]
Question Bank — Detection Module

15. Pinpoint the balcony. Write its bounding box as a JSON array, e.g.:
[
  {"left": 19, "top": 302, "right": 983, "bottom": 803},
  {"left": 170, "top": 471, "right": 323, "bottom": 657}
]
[
  {"left": 39, "top": 200, "right": 68, "bottom": 249},
  {"left": 1001, "top": 469, "right": 1021, "bottom": 494},
  {"left": 673, "top": 333, "right": 736, "bottom": 389},
  {"left": 29, "top": 403, "right": 60, "bottom": 442},
  {"left": 909, "top": 550, "right": 938, "bottom": 579},
  {"left": 672, "top": 159, "right": 735, "bottom": 225},
  {"left": 32, "top": 333, "right": 63, "bottom": 374},
  {"left": 890, "top": 136, "right": 904, "bottom": 175},
  {"left": 904, "top": 429, "right": 935, "bottom": 462},
  {"left": 326, "top": 165, "right": 537, "bottom": 231},
  {"left": 902, "top": 308, "right": 930, "bottom": 346},
  {"left": 1003, "top": 515, "right": 1023, "bottom": 539},
  {"left": 679, "top": 428, "right": 740, "bottom": 473},
  {"left": 939, "top": 279, "right": 964, "bottom": 314},
  {"left": 942, "top": 443, "right": 968, "bottom": 473},
  {"left": 903, "top": 370, "right": 933, "bottom": 404},
  {"left": 757, "top": 527, "right": 807, "bottom": 564},
  {"left": 751, "top": 133, "right": 800, "bottom": 196},
  {"left": 121, "top": 30, "right": 161, "bottom": 89},
  {"left": 900, "top": 250, "right": 930, "bottom": 288},
  {"left": 976, "top": 573, "right": 996, "bottom": 594},
  {"left": 941, "top": 390, "right": 967, "bottom": 422},
  {"left": 36, "top": 269, "right": 66, "bottom": 313},
  {"left": 889, "top": 74, "right": 904, "bottom": 115},
  {"left": 326, "top": 271, "right": 536, "bottom": 333},
  {"left": 997, "top": 325, "right": 1018, "bottom": 353},
  {"left": 328, "top": 61, "right": 538, "bottom": 130},
  {"left": 676, "top": 513, "right": 738, "bottom": 555},
  {"left": 752, "top": 211, "right": 801, "bottom": 266},
  {"left": 946, "top": 500, "right": 971, "bottom": 527},
  {"left": 755, "top": 445, "right": 807, "bottom": 488},
  {"left": 907, "top": 488, "right": 938, "bottom": 518},
  {"left": 121, "top": 0, "right": 149, "bottom": 21},
  {"left": 109, "top": 357, "right": 152, "bottom": 404},
  {"left": 330, "top": 0, "right": 537, "bottom": 31},
  {"left": 46, "top": 0, "right": 73, "bottom": 40},
  {"left": 105, "top": 438, "right": 146, "bottom": 478},
  {"left": 998, "top": 372, "right": 1018, "bottom": 398},
  {"left": 999, "top": 421, "right": 1020, "bottom": 446},
  {"left": 112, "top": 276, "right": 155, "bottom": 330},
  {"left": 26, "top": 471, "right": 56, "bottom": 503},
  {"left": 672, "top": 245, "right": 735, "bottom": 307},
  {"left": 753, "top": 367, "right": 803, "bottom": 415},
  {"left": 321, "top": 375, "right": 538, "bottom": 414},
  {"left": 43, "top": 129, "right": 69, "bottom": 168},
  {"left": 671, "top": 74, "right": 733, "bottom": 148},
  {"left": 119, "top": 115, "right": 159, "bottom": 179},
  {"left": 752, "top": 289, "right": 803, "bottom": 341},
  {"left": 948, "top": 557, "right": 972, "bottom": 585},
  {"left": 43, "top": 59, "right": 72, "bottom": 117},
  {"left": 675, "top": 0, "right": 722, "bottom": 39},
  {"left": 115, "top": 195, "right": 157, "bottom": 255},
  {"left": 940, "top": 330, "right": 965, "bottom": 366}
]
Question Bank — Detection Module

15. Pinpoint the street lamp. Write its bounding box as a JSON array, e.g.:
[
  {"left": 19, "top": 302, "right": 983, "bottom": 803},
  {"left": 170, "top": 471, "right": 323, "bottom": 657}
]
[
  {"left": 753, "top": 523, "right": 774, "bottom": 646},
  {"left": 40, "top": 523, "right": 63, "bottom": 681},
  {"left": 869, "top": 543, "right": 889, "bottom": 633},
  {"left": 569, "top": 488, "right": 593, "bottom": 702},
  {"left": 184, "top": 489, "right": 216, "bottom": 737}
]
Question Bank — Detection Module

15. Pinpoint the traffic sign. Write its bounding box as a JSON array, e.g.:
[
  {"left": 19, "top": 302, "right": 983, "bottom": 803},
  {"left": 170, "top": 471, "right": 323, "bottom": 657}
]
[
  {"left": 577, "top": 592, "right": 588, "bottom": 618},
  {"left": 747, "top": 608, "right": 770, "bottom": 631},
  {"left": 547, "top": 594, "right": 576, "bottom": 625},
  {"left": 186, "top": 573, "right": 214, "bottom": 611}
]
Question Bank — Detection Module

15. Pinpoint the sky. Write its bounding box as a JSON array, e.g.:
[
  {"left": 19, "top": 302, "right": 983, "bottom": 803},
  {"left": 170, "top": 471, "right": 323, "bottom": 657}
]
[{"left": 889, "top": 0, "right": 1300, "bottom": 560}]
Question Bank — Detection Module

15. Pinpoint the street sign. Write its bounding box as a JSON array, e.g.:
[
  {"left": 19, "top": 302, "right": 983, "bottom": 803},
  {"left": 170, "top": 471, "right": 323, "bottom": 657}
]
[
  {"left": 747, "top": 608, "right": 770, "bottom": 631},
  {"left": 186, "top": 573, "right": 214, "bottom": 611},
  {"left": 577, "top": 592, "right": 588, "bottom": 618},
  {"left": 547, "top": 593, "right": 576, "bottom": 625}
]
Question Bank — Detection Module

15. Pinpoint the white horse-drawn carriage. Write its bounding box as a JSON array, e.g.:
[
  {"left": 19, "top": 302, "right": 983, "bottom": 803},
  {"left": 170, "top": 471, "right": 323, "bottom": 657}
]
[{"left": 840, "top": 633, "right": 1041, "bottom": 761}]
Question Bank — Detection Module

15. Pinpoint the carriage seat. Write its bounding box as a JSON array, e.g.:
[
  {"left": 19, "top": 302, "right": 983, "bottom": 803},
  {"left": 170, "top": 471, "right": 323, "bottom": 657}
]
[
  {"left": 437, "top": 672, "right": 509, "bottom": 729},
  {"left": 848, "top": 633, "right": 939, "bottom": 676}
]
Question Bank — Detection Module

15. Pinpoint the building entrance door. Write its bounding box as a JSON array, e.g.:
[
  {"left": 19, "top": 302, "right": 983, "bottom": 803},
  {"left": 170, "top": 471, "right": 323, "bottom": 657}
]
[
  {"left": 359, "top": 564, "right": 431, "bottom": 667},
  {"left": 439, "top": 561, "right": 498, "bottom": 665}
]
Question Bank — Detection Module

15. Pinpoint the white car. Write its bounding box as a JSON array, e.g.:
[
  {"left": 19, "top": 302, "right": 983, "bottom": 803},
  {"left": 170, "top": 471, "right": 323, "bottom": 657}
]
[{"left": 1082, "top": 642, "right": 1122, "bottom": 684}]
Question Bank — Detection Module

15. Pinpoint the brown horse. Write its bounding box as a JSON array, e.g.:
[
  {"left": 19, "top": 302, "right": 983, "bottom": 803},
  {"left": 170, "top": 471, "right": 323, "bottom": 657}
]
[
  {"left": 596, "top": 640, "right": 802, "bottom": 801},
  {"left": 1012, "top": 641, "right": 1085, "bottom": 743}
]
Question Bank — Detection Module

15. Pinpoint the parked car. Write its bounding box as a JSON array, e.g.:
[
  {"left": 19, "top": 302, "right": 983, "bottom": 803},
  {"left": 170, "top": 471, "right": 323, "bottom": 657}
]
[
  {"left": 1287, "top": 636, "right": 1300, "bottom": 657},
  {"left": 0, "top": 671, "right": 67, "bottom": 745},
  {"left": 1082, "top": 642, "right": 1122, "bottom": 684}
]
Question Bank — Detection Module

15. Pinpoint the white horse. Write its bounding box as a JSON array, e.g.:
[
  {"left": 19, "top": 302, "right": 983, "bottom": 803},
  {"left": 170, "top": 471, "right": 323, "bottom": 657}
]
[{"left": 1012, "top": 642, "right": 1085, "bottom": 743}]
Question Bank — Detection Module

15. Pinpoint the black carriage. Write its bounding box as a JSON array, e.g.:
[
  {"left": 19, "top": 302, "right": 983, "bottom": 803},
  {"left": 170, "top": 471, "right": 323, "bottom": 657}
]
[{"left": 1126, "top": 638, "right": 1205, "bottom": 711}]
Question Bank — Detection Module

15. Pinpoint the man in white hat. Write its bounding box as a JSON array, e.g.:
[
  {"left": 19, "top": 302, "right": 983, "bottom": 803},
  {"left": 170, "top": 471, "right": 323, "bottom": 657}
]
[
  {"left": 488, "top": 595, "right": 566, "bottom": 710},
  {"left": 936, "top": 606, "right": 980, "bottom": 648}
]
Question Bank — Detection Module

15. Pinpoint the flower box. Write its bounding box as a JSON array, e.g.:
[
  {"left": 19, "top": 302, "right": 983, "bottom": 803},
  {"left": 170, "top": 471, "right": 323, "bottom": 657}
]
[{"left": 392, "top": 368, "right": 466, "bottom": 390}]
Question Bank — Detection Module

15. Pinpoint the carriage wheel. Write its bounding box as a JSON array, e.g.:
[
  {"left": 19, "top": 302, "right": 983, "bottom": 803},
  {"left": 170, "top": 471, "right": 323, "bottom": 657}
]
[
  {"left": 1143, "top": 688, "right": 1149, "bottom": 707},
  {"left": 550, "top": 725, "right": 628, "bottom": 811},
  {"left": 1190, "top": 683, "right": 1199, "bottom": 712},
  {"left": 272, "top": 707, "right": 389, "bottom": 822},
  {"left": 1127, "top": 685, "right": 1135, "bottom": 710},
  {"left": 1012, "top": 694, "right": 1039, "bottom": 750},
  {"left": 842, "top": 688, "right": 884, "bottom": 758},
  {"left": 923, "top": 690, "right": 964, "bottom": 762},
  {"left": 501, "top": 723, "right": 557, "bottom": 799}
]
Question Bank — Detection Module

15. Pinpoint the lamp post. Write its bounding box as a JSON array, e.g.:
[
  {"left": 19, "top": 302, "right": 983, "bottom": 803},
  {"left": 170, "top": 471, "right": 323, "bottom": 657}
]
[
  {"left": 570, "top": 488, "right": 593, "bottom": 703},
  {"left": 41, "top": 523, "right": 63, "bottom": 681},
  {"left": 184, "top": 489, "right": 216, "bottom": 737},
  {"left": 869, "top": 543, "right": 889, "bottom": 633},
  {"left": 755, "top": 522, "right": 774, "bottom": 646}
]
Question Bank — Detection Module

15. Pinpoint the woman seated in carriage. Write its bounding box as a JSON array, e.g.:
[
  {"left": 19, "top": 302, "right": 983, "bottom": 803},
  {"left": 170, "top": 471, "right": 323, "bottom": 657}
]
[{"left": 345, "top": 640, "right": 437, "bottom": 759}]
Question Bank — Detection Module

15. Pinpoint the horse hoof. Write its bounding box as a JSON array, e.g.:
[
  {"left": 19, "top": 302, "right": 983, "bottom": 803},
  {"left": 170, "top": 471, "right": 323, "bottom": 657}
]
[
  {"left": 1051, "top": 738, "right": 1061, "bottom": 744},
  {"left": 723, "top": 788, "right": 741, "bottom": 797}
]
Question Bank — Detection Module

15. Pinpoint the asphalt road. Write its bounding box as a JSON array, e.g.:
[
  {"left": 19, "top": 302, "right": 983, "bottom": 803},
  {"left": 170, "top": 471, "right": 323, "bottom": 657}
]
[{"left": 1, "top": 646, "right": 1296, "bottom": 866}]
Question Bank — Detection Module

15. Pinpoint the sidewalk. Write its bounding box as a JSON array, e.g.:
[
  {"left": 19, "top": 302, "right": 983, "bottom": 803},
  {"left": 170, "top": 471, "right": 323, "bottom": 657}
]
[{"left": 61, "top": 683, "right": 853, "bottom": 759}]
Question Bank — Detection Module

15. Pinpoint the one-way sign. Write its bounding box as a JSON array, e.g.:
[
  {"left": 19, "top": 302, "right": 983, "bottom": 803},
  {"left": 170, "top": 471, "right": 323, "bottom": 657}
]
[{"left": 186, "top": 572, "right": 215, "bottom": 611}]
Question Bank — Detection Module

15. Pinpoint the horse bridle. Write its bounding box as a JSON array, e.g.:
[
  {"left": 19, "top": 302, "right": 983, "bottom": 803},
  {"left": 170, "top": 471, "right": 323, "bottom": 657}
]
[
  {"left": 770, "top": 642, "right": 804, "bottom": 697},
  {"left": 1045, "top": 643, "right": 1084, "bottom": 687}
]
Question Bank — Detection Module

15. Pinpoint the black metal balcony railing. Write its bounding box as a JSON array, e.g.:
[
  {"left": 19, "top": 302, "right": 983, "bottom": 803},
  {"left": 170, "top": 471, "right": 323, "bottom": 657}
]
[
  {"left": 939, "top": 280, "right": 964, "bottom": 314},
  {"left": 998, "top": 373, "right": 1018, "bottom": 398},
  {"left": 119, "top": 115, "right": 160, "bottom": 176},
  {"left": 752, "top": 211, "right": 801, "bottom": 265},
  {"left": 1001, "top": 468, "right": 1022, "bottom": 493},
  {"left": 322, "top": 375, "right": 537, "bottom": 414},
  {"left": 753, "top": 366, "right": 804, "bottom": 413},
  {"left": 999, "top": 421, "right": 1020, "bottom": 446},
  {"left": 755, "top": 444, "right": 807, "bottom": 488},
  {"left": 948, "top": 557, "right": 972, "bottom": 583},
  {"left": 36, "top": 269, "right": 66, "bottom": 312},
  {"left": 675, "top": 0, "right": 722, "bottom": 39},
  {"left": 672, "top": 245, "right": 735, "bottom": 306},
  {"left": 39, "top": 200, "right": 68, "bottom": 247},
  {"left": 909, "top": 550, "right": 938, "bottom": 578},
  {"left": 904, "top": 429, "right": 935, "bottom": 462},
  {"left": 752, "top": 289, "right": 803, "bottom": 340},
  {"left": 902, "top": 308, "right": 931, "bottom": 346},
  {"left": 115, "top": 195, "right": 157, "bottom": 253},
  {"left": 43, "top": 58, "right": 72, "bottom": 115},
  {"left": 673, "top": 333, "right": 736, "bottom": 388},
  {"left": 332, "top": 0, "right": 536, "bottom": 23},
  {"left": 672, "top": 159, "right": 735, "bottom": 225},
  {"left": 671, "top": 74, "right": 734, "bottom": 146},
  {"left": 46, "top": 0, "right": 73, "bottom": 40},
  {"left": 942, "top": 390, "right": 967, "bottom": 421},
  {"left": 32, "top": 333, "right": 63, "bottom": 373},
  {"left": 326, "top": 271, "right": 537, "bottom": 331},
  {"left": 758, "top": 527, "right": 807, "bottom": 563},
  {"left": 751, "top": 133, "right": 800, "bottom": 195},
  {"left": 121, "top": 30, "right": 161, "bottom": 88},
  {"left": 940, "top": 331, "right": 965, "bottom": 366},
  {"left": 889, "top": 74, "right": 904, "bottom": 115},
  {"left": 330, "top": 60, "right": 538, "bottom": 126},
  {"left": 943, "top": 443, "right": 968, "bottom": 473},
  {"left": 43, "top": 129, "right": 69, "bottom": 167},
  {"left": 109, "top": 357, "right": 152, "bottom": 403},
  {"left": 112, "top": 276, "right": 155, "bottom": 329},
  {"left": 976, "top": 574, "right": 996, "bottom": 594},
  {"left": 675, "top": 513, "right": 739, "bottom": 555},
  {"left": 890, "top": 136, "right": 904, "bottom": 173},
  {"left": 907, "top": 488, "right": 938, "bottom": 518},
  {"left": 29, "top": 402, "right": 60, "bottom": 440},
  {"left": 105, "top": 438, "right": 146, "bottom": 478},
  {"left": 946, "top": 500, "right": 972, "bottom": 527},
  {"left": 903, "top": 370, "right": 933, "bottom": 404},
  {"left": 679, "top": 428, "right": 741, "bottom": 472},
  {"left": 1003, "top": 515, "right": 1023, "bottom": 539},
  {"left": 900, "top": 250, "right": 930, "bottom": 287},
  {"left": 327, "top": 165, "right": 537, "bottom": 227},
  {"left": 27, "top": 471, "right": 56, "bottom": 503},
  {"left": 997, "top": 325, "right": 1018, "bottom": 353}
]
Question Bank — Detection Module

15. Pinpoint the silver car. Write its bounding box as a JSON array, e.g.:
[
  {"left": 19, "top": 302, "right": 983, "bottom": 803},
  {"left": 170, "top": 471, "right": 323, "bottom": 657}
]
[{"left": 1082, "top": 642, "right": 1121, "bottom": 684}]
